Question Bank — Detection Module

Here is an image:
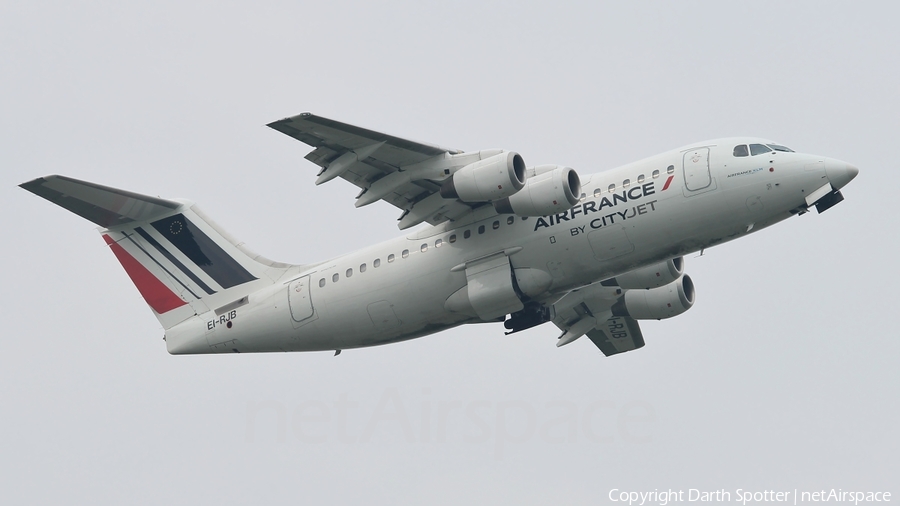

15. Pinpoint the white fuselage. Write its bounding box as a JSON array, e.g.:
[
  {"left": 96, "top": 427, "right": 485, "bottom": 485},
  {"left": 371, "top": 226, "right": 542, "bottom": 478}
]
[{"left": 166, "top": 138, "right": 845, "bottom": 354}]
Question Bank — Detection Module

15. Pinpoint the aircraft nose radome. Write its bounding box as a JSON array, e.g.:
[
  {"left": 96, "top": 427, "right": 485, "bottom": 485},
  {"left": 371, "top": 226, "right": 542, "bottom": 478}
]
[{"left": 825, "top": 159, "right": 859, "bottom": 190}]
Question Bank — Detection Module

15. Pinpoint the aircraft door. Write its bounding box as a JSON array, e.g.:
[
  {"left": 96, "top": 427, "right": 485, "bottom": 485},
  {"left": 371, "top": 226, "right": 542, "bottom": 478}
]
[
  {"left": 288, "top": 275, "right": 315, "bottom": 322},
  {"left": 683, "top": 148, "right": 711, "bottom": 191}
]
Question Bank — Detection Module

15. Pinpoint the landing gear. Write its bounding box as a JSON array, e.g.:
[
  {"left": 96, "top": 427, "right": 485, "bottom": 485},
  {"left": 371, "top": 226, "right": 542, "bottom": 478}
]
[
  {"left": 504, "top": 302, "right": 550, "bottom": 335},
  {"left": 815, "top": 190, "right": 844, "bottom": 213}
]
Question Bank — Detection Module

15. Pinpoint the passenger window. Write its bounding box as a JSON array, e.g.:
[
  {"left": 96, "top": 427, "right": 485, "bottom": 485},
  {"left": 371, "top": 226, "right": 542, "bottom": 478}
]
[
  {"left": 667, "top": 165, "right": 675, "bottom": 175},
  {"left": 435, "top": 238, "right": 443, "bottom": 248},
  {"left": 374, "top": 258, "right": 381, "bottom": 268},
  {"left": 637, "top": 174, "right": 645, "bottom": 184},
  {"left": 402, "top": 249, "right": 409, "bottom": 259},
  {"left": 593, "top": 188, "right": 602, "bottom": 197},
  {"left": 360, "top": 263, "right": 366, "bottom": 273},
  {"left": 478, "top": 225, "right": 485, "bottom": 234},
  {"left": 464, "top": 230, "right": 471, "bottom": 239},
  {"left": 449, "top": 234, "right": 457, "bottom": 243},
  {"left": 507, "top": 216, "right": 514, "bottom": 225},
  {"left": 733, "top": 144, "right": 749, "bottom": 157},
  {"left": 388, "top": 254, "right": 395, "bottom": 263},
  {"left": 749, "top": 143, "right": 771, "bottom": 156},
  {"left": 346, "top": 268, "right": 352, "bottom": 278},
  {"left": 332, "top": 273, "right": 339, "bottom": 283},
  {"left": 319, "top": 278, "right": 325, "bottom": 288},
  {"left": 492, "top": 220, "right": 500, "bottom": 230},
  {"left": 652, "top": 169, "right": 660, "bottom": 179},
  {"left": 579, "top": 192, "right": 586, "bottom": 201},
  {"left": 623, "top": 179, "right": 631, "bottom": 188},
  {"left": 608, "top": 183, "right": 616, "bottom": 192},
  {"left": 420, "top": 243, "right": 428, "bottom": 253}
]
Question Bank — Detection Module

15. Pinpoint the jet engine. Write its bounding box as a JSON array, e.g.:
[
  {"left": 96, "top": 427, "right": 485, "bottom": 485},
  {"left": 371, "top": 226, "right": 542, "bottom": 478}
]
[
  {"left": 440, "top": 151, "right": 526, "bottom": 202},
  {"left": 609, "top": 257, "right": 685, "bottom": 289},
  {"left": 611, "top": 275, "right": 695, "bottom": 320},
  {"left": 492, "top": 165, "right": 581, "bottom": 216}
]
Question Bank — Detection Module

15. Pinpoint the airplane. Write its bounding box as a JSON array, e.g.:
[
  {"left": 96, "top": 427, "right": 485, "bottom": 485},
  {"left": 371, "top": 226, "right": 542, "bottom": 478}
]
[{"left": 19, "top": 113, "right": 859, "bottom": 357}]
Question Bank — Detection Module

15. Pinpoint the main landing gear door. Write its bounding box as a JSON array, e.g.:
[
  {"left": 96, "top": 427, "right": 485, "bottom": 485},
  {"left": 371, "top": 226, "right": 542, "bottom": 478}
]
[{"left": 465, "top": 253, "right": 524, "bottom": 321}]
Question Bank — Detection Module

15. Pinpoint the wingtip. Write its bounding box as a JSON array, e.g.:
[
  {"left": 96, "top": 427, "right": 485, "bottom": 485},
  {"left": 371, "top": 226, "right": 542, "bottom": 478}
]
[
  {"left": 19, "top": 175, "right": 53, "bottom": 191},
  {"left": 266, "top": 112, "right": 314, "bottom": 127}
]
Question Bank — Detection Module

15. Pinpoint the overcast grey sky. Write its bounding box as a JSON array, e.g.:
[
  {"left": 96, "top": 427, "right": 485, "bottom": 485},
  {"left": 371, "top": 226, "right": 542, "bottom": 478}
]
[{"left": 2, "top": 2, "right": 897, "bottom": 504}]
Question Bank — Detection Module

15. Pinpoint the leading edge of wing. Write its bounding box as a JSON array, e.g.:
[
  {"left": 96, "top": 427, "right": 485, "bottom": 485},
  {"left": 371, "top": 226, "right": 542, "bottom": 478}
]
[{"left": 267, "top": 112, "right": 462, "bottom": 157}]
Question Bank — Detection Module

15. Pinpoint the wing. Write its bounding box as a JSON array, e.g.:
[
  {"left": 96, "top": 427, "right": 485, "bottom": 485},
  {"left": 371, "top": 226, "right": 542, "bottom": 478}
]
[
  {"left": 268, "top": 113, "right": 498, "bottom": 229},
  {"left": 549, "top": 282, "right": 646, "bottom": 357},
  {"left": 585, "top": 317, "right": 645, "bottom": 357}
]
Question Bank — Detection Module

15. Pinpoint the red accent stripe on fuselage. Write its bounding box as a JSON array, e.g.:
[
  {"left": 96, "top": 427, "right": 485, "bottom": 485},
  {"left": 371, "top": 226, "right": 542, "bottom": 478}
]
[
  {"left": 662, "top": 175, "right": 674, "bottom": 191},
  {"left": 103, "top": 234, "right": 187, "bottom": 314}
]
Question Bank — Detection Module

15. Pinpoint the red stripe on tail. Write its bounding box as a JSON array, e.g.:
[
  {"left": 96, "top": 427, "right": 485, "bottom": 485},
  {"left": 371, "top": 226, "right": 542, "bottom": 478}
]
[
  {"left": 103, "top": 235, "right": 187, "bottom": 314},
  {"left": 662, "top": 175, "right": 674, "bottom": 191}
]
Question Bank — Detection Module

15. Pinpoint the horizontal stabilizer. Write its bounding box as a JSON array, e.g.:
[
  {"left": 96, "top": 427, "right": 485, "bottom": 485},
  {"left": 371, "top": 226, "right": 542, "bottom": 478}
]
[{"left": 20, "top": 175, "right": 181, "bottom": 228}]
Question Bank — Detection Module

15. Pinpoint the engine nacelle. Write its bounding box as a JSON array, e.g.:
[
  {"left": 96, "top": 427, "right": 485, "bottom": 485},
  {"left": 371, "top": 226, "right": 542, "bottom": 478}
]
[
  {"left": 610, "top": 257, "right": 685, "bottom": 289},
  {"left": 440, "top": 151, "right": 526, "bottom": 202},
  {"left": 611, "top": 275, "right": 695, "bottom": 320},
  {"left": 492, "top": 166, "right": 581, "bottom": 216}
]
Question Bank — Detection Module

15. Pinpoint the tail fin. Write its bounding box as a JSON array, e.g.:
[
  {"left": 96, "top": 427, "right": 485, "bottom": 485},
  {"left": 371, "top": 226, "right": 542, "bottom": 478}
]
[{"left": 21, "top": 175, "right": 299, "bottom": 330}]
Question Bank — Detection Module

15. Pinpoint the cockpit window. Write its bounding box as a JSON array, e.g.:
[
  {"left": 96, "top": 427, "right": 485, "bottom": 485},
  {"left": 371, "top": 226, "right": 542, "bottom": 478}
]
[
  {"left": 733, "top": 145, "right": 749, "bottom": 157},
  {"left": 766, "top": 144, "right": 794, "bottom": 153},
  {"left": 749, "top": 143, "right": 772, "bottom": 156}
]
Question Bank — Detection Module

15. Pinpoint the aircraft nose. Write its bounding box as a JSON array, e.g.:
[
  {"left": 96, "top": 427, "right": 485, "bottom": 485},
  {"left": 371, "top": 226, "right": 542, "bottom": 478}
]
[{"left": 824, "top": 159, "right": 859, "bottom": 190}]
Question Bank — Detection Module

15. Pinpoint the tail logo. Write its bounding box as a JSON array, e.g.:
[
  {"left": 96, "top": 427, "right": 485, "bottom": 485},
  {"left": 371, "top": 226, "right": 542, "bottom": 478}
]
[
  {"left": 103, "top": 235, "right": 187, "bottom": 314},
  {"left": 150, "top": 214, "right": 257, "bottom": 289},
  {"left": 661, "top": 175, "right": 675, "bottom": 191}
]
